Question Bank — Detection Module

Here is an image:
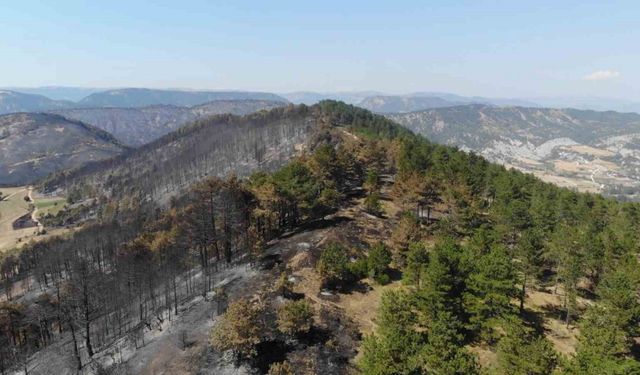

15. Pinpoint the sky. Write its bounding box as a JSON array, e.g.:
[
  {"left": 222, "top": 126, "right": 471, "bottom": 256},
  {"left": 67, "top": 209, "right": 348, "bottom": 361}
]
[{"left": 1, "top": 0, "right": 639, "bottom": 100}]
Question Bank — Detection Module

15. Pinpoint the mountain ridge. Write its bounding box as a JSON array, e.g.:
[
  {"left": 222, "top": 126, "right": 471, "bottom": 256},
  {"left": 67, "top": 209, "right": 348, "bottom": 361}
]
[
  {"left": 51, "top": 99, "right": 287, "bottom": 146},
  {"left": 42, "top": 104, "right": 319, "bottom": 202},
  {"left": 0, "top": 88, "right": 289, "bottom": 116},
  {"left": 78, "top": 88, "right": 288, "bottom": 108}
]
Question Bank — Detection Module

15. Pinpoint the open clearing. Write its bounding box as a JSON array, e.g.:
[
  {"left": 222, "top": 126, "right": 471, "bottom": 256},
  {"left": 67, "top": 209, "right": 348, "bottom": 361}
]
[
  {"left": 34, "top": 195, "right": 66, "bottom": 218},
  {"left": 0, "top": 186, "right": 33, "bottom": 252},
  {"left": 0, "top": 186, "right": 69, "bottom": 253}
]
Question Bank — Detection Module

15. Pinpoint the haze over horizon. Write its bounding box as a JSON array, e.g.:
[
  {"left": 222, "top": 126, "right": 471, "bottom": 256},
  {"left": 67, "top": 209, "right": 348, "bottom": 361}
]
[{"left": 2, "top": 0, "right": 639, "bottom": 101}]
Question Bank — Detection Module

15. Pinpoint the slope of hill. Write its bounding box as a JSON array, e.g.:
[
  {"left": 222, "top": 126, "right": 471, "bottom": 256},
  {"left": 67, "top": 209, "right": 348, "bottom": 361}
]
[
  {"left": 78, "top": 88, "right": 288, "bottom": 107},
  {"left": 388, "top": 104, "right": 640, "bottom": 198},
  {"left": 52, "top": 99, "right": 286, "bottom": 146},
  {"left": 0, "top": 113, "right": 126, "bottom": 185},
  {"left": 42, "top": 105, "right": 318, "bottom": 201},
  {"left": 0, "top": 90, "right": 73, "bottom": 115}
]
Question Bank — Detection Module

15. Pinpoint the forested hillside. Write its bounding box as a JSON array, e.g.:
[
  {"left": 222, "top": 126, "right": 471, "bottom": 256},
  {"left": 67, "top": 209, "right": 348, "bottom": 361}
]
[
  {"left": 52, "top": 100, "right": 286, "bottom": 146},
  {"left": 1, "top": 102, "right": 639, "bottom": 374},
  {"left": 42, "top": 105, "right": 318, "bottom": 203}
]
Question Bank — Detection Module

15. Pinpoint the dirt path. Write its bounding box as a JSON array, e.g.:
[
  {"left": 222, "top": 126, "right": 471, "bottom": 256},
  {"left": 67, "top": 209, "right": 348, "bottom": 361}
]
[{"left": 27, "top": 186, "right": 44, "bottom": 234}]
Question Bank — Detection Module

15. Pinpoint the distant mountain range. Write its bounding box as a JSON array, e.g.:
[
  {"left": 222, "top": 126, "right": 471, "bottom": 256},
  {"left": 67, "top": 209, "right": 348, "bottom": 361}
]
[
  {"left": 284, "top": 91, "right": 640, "bottom": 114},
  {"left": 5, "top": 86, "right": 640, "bottom": 193},
  {"left": 1, "top": 87, "right": 103, "bottom": 101},
  {"left": 0, "top": 91, "right": 73, "bottom": 115},
  {"left": 388, "top": 105, "right": 640, "bottom": 198},
  {"left": 0, "top": 88, "right": 288, "bottom": 115},
  {"left": 284, "top": 92, "right": 541, "bottom": 112},
  {"left": 358, "top": 95, "right": 463, "bottom": 113},
  {"left": 527, "top": 97, "right": 640, "bottom": 114},
  {"left": 51, "top": 99, "right": 287, "bottom": 146},
  {"left": 0, "top": 113, "right": 126, "bottom": 185},
  {"left": 4, "top": 87, "right": 640, "bottom": 115},
  {"left": 354, "top": 93, "right": 538, "bottom": 113},
  {"left": 78, "top": 88, "right": 287, "bottom": 108}
]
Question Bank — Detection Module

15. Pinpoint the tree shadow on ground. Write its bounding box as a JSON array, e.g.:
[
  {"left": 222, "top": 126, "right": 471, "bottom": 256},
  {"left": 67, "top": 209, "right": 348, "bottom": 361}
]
[
  {"left": 279, "top": 216, "right": 354, "bottom": 240},
  {"left": 387, "top": 268, "right": 403, "bottom": 282},
  {"left": 630, "top": 341, "right": 640, "bottom": 361},
  {"left": 299, "top": 326, "right": 332, "bottom": 347},
  {"left": 253, "top": 340, "right": 289, "bottom": 374},
  {"left": 339, "top": 280, "right": 372, "bottom": 295},
  {"left": 520, "top": 307, "right": 547, "bottom": 337}
]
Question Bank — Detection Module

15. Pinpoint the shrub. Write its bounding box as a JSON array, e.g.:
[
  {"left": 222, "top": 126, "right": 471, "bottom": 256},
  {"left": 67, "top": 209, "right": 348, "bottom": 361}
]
[
  {"left": 209, "top": 298, "right": 264, "bottom": 359},
  {"left": 277, "top": 300, "right": 314, "bottom": 338},
  {"left": 317, "top": 243, "right": 350, "bottom": 289},
  {"left": 347, "top": 257, "right": 369, "bottom": 279},
  {"left": 274, "top": 272, "right": 293, "bottom": 297},
  {"left": 364, "top": 192, "right": 383, "bottom": 216},
  {"left": 268, "top": 361, "right": 295, "bottom": 375}
]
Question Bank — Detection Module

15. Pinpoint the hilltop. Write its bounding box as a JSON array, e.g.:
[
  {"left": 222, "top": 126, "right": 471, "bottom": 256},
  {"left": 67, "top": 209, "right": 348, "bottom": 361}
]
[{"left": 0, "top": 90, "right": 73, "bottom": 115}]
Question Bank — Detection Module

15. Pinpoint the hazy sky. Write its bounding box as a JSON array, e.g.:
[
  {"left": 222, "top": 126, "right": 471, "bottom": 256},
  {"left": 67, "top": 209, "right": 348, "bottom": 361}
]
[{"left": 2, "top": 0, "right": 638, "bottom": 99}]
